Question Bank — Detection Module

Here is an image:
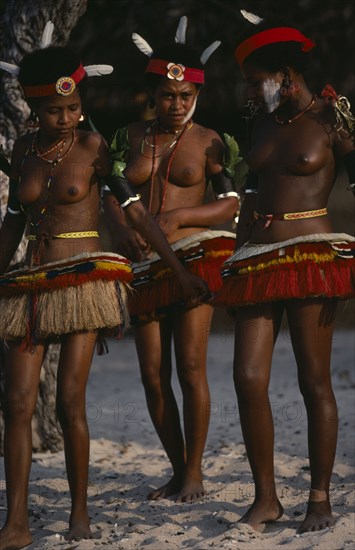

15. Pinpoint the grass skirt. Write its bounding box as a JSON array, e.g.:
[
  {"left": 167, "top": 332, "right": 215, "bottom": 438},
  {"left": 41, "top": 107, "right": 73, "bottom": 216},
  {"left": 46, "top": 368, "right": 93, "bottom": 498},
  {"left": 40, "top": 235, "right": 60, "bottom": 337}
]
[
  {"left": 215, "top": 233, "right": 355, "bottom": 307},
  {"left": 0, "top": 252, "right": 132, "bottom": 345},
  {"left": 129, "top": 230, "right": 235, "bottom": 322}
]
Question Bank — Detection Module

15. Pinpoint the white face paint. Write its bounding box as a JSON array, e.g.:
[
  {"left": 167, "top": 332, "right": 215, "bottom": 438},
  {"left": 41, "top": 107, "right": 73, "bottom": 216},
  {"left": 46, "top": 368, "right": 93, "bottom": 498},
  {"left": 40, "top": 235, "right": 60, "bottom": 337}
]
[
  {"left": 262, "top": 79, "right": 281, "bottom": 113},
  {"left": 182, "top": 95, "right": 198, "bottom": 124}
]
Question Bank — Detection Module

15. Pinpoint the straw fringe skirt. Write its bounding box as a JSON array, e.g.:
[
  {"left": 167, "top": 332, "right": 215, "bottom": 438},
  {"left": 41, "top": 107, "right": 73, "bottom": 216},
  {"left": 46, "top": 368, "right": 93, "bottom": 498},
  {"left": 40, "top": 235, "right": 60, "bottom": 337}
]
[
  {"left": 215, "top": 233, "right": 355, "bottom": 307},
  {"left": 0, "top": 252, "right": 133, "bottom": 345},
  {"left": 129, "top": 230, "right": 236, "bottom": 322}
]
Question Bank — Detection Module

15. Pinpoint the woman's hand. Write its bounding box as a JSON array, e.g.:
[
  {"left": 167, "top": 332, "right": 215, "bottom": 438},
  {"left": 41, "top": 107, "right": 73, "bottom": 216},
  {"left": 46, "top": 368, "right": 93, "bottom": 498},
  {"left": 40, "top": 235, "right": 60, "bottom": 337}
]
[
  {"left": 155, "top": 209, "right": 181, "bottom": 239},
  {"left": 176, "top": 269, "right": 212, "bottom": 308},
  {"left": 112, "top": 224, "right": 147, "bottom": 262}
]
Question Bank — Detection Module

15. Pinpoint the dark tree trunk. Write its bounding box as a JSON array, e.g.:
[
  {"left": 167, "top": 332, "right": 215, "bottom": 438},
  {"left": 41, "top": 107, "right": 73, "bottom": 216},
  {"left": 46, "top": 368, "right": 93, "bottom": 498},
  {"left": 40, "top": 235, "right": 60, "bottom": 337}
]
[{"left": 0, "top": 0, "right": 87, "bottom": 454}]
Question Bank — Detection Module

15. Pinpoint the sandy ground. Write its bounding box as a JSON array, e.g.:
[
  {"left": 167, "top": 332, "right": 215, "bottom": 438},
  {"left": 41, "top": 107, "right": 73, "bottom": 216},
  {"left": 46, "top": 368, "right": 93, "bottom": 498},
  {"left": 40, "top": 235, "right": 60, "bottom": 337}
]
[{"left": 0, "top": 320, "right": 354, "bottom": 549}]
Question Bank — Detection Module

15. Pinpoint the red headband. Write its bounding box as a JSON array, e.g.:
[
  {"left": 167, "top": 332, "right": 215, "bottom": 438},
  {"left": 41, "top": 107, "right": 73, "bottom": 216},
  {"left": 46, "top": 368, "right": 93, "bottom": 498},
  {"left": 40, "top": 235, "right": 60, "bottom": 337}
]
[
  {"left": 146, "top": 58, "right": 204, "bottom": 84},
  {"left": 235, "top": 27, "right": 315, "bottom": 66},
  {"left": 22, "top": 64, "right": 86, "bottom": 98}
]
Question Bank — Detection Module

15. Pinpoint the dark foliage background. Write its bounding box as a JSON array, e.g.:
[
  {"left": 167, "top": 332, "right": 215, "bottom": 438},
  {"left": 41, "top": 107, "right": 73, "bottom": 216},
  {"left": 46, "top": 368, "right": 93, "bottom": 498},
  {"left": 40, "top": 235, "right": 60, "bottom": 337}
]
[{"left": 66, "top": 0, "right": 354, "bottom": 153}]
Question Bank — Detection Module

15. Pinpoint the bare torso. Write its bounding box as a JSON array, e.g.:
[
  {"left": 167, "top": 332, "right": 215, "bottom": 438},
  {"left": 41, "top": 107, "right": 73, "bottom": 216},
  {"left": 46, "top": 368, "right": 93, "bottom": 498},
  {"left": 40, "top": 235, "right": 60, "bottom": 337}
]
[
  {"left": 124, "top": 120, "right": 223, "bottom": 243},
  {"left": 247, "top": 98, "right": 338, "bottom": 243},
  {"left": 13, "top": 130, "right": 108, "bottom": 265}
]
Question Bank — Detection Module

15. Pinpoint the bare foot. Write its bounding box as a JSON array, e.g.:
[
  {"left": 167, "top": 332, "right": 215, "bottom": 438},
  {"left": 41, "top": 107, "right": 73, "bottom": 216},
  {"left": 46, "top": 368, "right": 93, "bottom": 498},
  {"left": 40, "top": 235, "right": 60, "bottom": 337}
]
[
  {"left": 298, "top": 501, "right": 335, "bottom": 533},
  {"left": 0, "top": 525, "right": 32, "bottom": 550},
  {"left": 148, "top": 476, "right": 182, "bottom": 500},
  {"left": 65, "top": 517, "right": 92, "bottom": 541},
  {"left": 174, "top": 476, "right": 206, "bottom": 502},
  {"left": 238, "top": 498, "right": 284, "bottom": 532}
]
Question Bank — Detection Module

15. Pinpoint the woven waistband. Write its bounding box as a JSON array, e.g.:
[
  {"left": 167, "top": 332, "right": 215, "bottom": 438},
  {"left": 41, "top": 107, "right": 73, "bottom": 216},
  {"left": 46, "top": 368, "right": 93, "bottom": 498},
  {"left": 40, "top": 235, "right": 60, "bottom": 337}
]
[
  {"left": 26, "top": 231, "right": 99, "bottom": 241},
  {"left": 254, "top": 208, "right": 327, "bottom": 228}
]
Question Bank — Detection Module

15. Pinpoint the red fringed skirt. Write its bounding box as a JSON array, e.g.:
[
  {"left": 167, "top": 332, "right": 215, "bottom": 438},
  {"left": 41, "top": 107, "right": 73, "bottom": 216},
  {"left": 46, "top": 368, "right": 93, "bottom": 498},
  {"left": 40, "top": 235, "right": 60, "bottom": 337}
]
[
  {"left": 129, "top": 230, "right": 236, "bottom": 322},
  {"left": 215, "top": 233, "right": 355, "bottom": 307},
  {"left": 0, "top": 251, "right": 133, "bottom": 345}
]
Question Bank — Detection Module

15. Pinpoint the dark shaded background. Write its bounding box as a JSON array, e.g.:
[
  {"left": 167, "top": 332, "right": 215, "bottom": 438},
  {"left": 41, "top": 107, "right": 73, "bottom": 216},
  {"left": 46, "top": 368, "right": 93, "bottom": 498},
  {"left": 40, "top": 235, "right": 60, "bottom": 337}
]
[{"left": 65, "top": 0, "right": 354, "bottom": 152}]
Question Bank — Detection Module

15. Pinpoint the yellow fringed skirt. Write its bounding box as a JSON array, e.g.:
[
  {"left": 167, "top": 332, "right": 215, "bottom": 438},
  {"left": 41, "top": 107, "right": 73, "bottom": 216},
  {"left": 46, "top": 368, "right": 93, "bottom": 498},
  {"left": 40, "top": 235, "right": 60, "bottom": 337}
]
[{"left": 0, "top": 252, "right": 133, "bottom": 346}]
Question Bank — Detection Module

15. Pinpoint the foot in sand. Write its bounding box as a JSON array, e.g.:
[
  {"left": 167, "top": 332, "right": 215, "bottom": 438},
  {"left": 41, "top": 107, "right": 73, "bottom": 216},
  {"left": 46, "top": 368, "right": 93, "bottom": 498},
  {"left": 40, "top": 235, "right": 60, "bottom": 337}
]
[
  {"left": 65, "top": 516, "right": 92, "bottom": 541},
  {"left": 0, "top": 525, "right": 32, "bottom": 550},
  {"left": 173, "top": 476, "right": 206, "bottom": 502},
  {"left": 238, "top": 498, "right": 284, "bottom": 532},
  {"left": 148, "top": 476, "right": 183, "bottom": 500},
  {"left": 298, "top": 501, "right": 335, "bottom": 533}
]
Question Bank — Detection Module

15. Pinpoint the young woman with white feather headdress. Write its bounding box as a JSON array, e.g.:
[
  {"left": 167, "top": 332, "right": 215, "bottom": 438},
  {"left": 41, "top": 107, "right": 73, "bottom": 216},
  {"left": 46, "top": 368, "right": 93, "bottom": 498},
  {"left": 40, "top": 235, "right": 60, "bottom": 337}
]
[
  {"left": 216, "top": 8, "right": 355, "bottom": 535},
  {"left": 103, "top": 15, "right": 242, "bottom": 503},
  {"left": 0, "top": 21, "right": 208, "bottom": 549}
]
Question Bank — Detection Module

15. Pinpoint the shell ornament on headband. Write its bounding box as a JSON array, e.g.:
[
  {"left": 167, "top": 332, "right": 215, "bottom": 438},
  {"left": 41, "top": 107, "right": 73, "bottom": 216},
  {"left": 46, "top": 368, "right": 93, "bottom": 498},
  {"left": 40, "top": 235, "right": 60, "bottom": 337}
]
[
  {"left": 0, "top": 21, "right": 114, "bottom": 98},
  {"left": 132, "top": 15, "right": 221, "bottom": 85}
]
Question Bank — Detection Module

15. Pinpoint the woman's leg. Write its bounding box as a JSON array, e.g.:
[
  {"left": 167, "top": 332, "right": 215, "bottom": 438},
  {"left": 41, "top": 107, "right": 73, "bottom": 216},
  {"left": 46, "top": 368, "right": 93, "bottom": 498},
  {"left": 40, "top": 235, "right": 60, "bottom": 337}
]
[
  {"left": 134, "top": 319, "right": 185, "bottom": 499},
  {"left": 286, "top": 298, "right": 338, "bottom": 533},
  {"left": 56, "top": 331, "right": 97, "bottom": 540},
  {"left": 172, "top": 303, "right": 213, "bottom": 501},
  {"left": 233, "top": 303, "right": 284, "bottom": 530},
  {"left": 0, "top": 342, "right": 45, "bottom": 550}
]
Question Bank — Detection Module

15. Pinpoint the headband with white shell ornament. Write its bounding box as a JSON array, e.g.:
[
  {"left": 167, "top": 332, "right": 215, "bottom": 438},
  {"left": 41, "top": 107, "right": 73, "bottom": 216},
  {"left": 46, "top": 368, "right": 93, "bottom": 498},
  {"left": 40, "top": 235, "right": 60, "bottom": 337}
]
[
  {"left": 132, "top": 16, "right": 221, "bottom": 85},
  {"left": 0, "top": 21, "right": 114, "bottom": 98}
]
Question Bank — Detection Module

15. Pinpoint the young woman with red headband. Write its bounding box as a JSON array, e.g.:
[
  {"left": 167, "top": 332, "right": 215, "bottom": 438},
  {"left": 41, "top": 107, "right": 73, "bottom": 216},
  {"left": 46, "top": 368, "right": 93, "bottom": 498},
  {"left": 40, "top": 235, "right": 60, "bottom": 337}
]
[
  {"left": 103, "top": 17, "right": 240, "bottom": 502},
  {"left": 217, "top": 12, "right": 355, "bottom": 534},
  {"left": 0, "top": 25, "right": 208, "bottom": 549}
]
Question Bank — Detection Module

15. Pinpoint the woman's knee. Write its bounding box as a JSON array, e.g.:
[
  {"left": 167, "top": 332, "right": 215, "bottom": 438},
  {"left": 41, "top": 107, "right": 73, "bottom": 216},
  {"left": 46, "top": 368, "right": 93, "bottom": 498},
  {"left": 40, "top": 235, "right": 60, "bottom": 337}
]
[
  {"left": 177, "top": 357, "right": 205, "bottom": 390},
  {"left": 233, "top": 361, "right": 269, "bottom": 397},
  {"left": 3, "top": 389, "right": 36, "bottom": 422},
  {"left": 298, "top": 370, "right": 334, "bottom": 402}
]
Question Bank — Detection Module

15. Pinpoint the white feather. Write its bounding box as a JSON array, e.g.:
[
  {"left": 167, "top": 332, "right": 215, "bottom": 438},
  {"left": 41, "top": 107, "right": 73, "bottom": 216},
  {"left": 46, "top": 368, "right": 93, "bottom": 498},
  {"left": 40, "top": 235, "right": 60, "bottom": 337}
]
[
  {"left": 132, "top": 33, "right": 153, "bottom": 57},
  {"left": 175, "top": 16, "right": 187, "bottom": 44},
  {"left": 240, "top": 9, "right": 263, "bottom": 25},
  {"left": 41, "top": 21, "right": 54, "bottom": 48},
  {"left": 200, "top": 40, "right": 221, "bottom": 65},
  {"left": 84, "top": 64, "right": 114, "bottom": 77},
  {"left": 0, "top": 61, "right": 20, "bottom": 76}
]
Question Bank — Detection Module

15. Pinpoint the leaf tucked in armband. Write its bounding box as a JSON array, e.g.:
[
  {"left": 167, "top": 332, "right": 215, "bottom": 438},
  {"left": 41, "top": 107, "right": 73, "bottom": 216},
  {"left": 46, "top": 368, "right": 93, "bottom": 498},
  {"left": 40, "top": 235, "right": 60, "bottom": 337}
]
[
  {"left": 109, "top": 127, "right": 130, "bottom": 179},
  {"left": 222, "top": 133, "right": 243, "bottom": 180}
]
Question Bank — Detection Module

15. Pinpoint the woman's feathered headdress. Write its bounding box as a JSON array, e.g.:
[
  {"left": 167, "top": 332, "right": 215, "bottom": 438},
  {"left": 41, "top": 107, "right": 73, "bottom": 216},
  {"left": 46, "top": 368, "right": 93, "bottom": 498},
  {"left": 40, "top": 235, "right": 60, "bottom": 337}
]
[
  {"left": 0, "top": 21, "right": 113, "bottom": 97},
  {"left": 132, "top": 16, "right": 221, "bottom": 84}
]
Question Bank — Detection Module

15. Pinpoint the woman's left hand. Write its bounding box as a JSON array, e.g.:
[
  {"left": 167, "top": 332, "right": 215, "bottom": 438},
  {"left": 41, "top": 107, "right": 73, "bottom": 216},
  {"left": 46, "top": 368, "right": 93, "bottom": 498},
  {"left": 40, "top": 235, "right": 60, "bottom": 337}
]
[{"left": 155, "top": 210, "right": 181, "bottom": 238}]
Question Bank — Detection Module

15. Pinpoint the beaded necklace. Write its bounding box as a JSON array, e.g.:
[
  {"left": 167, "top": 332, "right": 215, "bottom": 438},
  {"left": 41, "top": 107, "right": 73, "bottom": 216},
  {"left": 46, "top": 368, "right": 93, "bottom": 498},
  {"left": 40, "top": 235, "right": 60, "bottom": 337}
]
[
  {"left": 141, "top": 120, "right": 185, "bottom": 158},
  {"left": 20, "top": 130, "right": 76, "bottom": 227},
  {"left": 147, "top": 119, "right": 193, "bottom": 215},
  {"left": 274, "top": 96, "right": 316, "bottom": 125}
]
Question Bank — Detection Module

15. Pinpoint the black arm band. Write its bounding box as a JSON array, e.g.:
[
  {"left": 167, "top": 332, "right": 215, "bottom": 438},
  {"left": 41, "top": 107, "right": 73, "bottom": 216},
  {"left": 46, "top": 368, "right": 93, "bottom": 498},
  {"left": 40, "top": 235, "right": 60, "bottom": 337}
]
[
  {"left": 210, "top": 171, "right": 239, "bottom": 200},
  {"left": 241, "top": 170, "right": 259, "bottom": 194},
  {"left": 7, "top": 179, "right": 23, "bottom": 215},
  {"left": 102, "top": 174, "right": 141, "bottom": 209},
  {"left": 343, "top": 150, "right": 355, "bottom": 192}
]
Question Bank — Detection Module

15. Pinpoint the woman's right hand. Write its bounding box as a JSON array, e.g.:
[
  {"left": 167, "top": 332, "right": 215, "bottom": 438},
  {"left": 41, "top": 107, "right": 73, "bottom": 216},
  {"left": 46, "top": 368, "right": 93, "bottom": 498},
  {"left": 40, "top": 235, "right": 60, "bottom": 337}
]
[
  {"left": 176, "top": 269, "right": 212, "bottom": 308},
  {"left": 112, "top": 224, "right": 146, "bottom": 262}
]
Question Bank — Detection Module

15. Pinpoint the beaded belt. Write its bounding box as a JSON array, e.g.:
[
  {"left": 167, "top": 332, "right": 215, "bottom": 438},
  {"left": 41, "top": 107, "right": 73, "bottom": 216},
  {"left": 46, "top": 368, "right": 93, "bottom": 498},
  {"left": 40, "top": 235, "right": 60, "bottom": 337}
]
[
  {"left": 254, "top": 208, "right": 328, "bottom": 229},
  {"left": 26, "top": 231, "right": 99, "bottom": 241}
]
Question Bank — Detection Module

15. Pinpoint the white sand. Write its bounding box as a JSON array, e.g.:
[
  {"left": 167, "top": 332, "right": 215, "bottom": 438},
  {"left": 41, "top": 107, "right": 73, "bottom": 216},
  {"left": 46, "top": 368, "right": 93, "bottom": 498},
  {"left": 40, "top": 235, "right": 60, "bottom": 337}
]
[{"left": 0, "top": 324, "right": 354, "bottom": 549}]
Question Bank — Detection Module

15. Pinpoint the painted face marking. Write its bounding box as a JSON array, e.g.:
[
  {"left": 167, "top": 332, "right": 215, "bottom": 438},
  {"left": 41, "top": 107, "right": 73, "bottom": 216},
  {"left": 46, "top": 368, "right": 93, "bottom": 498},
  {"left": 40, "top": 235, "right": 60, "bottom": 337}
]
[{"left": 262, "top": 79, "right": 281, "bottom": 113}]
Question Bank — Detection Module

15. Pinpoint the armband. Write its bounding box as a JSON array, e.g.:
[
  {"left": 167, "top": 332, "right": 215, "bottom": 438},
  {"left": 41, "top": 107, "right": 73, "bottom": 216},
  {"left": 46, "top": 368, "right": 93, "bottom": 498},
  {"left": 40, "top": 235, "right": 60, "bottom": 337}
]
[
  {"left": 102, "top": 174, "right": 141, "bottom": 209},
  {"left": 241, "top": 170, "right": 259, "bottom": 194},
  {"left": 343, "top": 150, "right": 355, "bottom": 194},
  {"left": 109, "top": 126, "right": 129, "bottom": 179},
  {"left": 7, "top": 179, "right": 23, "bottom": 215},
  {"left": 210, "top": 171, "right": 239, "bottom": 201}
]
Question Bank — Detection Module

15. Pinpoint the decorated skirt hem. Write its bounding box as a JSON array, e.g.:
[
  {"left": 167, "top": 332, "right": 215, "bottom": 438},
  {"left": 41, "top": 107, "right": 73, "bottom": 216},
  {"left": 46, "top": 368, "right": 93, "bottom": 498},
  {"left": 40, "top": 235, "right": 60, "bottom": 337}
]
[{"left": 215, "top": 240, "right": 355, "bottom": 307}]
